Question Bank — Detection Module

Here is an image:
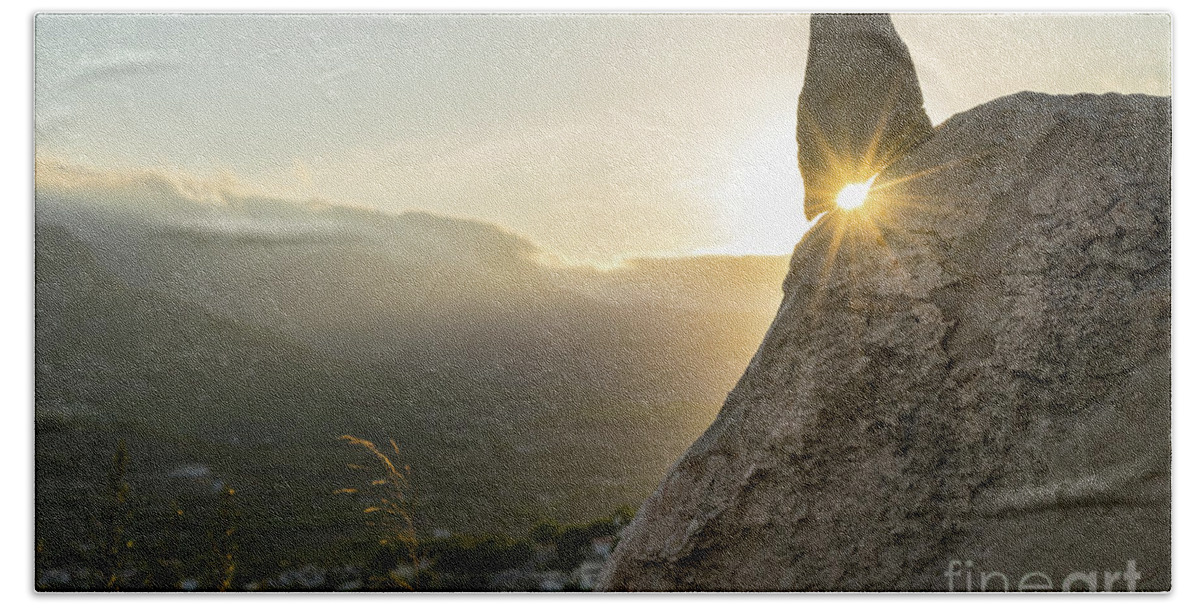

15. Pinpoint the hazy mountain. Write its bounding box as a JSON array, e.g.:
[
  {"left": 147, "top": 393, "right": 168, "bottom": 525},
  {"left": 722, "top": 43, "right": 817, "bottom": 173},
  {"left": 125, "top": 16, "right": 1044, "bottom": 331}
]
[{"left": 35, "top": 178, "right": 791, "bottom": 547}]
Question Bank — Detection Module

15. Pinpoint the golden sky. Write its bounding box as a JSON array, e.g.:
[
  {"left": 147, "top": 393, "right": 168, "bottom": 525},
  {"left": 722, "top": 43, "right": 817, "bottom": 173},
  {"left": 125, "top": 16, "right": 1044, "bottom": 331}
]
[{"left": 35, "top": 13, "right": 1171, "bottom": 265}]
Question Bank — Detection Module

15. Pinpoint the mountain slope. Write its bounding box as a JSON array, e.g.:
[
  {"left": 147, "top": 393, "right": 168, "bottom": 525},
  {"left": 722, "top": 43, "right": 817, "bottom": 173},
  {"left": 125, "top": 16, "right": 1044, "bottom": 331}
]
[{"left": 35, "top": 188, "right": 791, "bottom": 542}]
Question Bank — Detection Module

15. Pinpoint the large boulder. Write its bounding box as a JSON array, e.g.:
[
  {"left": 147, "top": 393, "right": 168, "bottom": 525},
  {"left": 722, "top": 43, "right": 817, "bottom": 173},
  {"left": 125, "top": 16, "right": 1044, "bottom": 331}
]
[{"left": 598, "top": 15, "right": 1170, "bottom": 592}]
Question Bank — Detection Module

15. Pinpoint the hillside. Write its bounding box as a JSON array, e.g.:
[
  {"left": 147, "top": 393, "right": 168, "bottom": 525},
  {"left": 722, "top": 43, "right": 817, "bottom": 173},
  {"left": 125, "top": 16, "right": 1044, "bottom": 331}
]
[{"left": 35, "top": 185, "right": 790, "bottom": 577}]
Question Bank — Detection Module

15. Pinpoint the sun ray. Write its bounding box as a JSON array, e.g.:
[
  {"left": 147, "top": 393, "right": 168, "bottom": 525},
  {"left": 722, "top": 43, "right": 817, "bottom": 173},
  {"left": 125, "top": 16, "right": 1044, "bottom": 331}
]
[
  {"left": 797, "top": 114, "right": 1005, "bottom": 316},
  {"left": 796, "top": 102, "right": 846, "bottom": 201},
  {"left": 872, "top": 148, "right": 996, "bottom": 194},
  {"left": 859, "top": 80, "right": 904, "bottom": 175}
]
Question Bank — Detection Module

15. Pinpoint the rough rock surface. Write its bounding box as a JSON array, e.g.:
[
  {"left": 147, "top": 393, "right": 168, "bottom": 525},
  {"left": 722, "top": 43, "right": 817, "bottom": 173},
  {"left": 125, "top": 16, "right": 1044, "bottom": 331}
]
[
  {"left": 797, "top": 14, "right": 934, "bottom": 219},
  {"left": 598, "top": 89, "right": 1170, "bottom": 591}
]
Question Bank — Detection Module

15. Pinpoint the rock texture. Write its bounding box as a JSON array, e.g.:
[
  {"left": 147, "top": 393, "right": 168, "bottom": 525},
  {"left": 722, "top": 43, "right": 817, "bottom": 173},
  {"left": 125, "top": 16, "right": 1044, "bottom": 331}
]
[
  {"left": 598, "top": 18, "right": 1170, "bottom": 590},
  {"left": 797, "top": 14, "right": 934, "bottom": 220}
]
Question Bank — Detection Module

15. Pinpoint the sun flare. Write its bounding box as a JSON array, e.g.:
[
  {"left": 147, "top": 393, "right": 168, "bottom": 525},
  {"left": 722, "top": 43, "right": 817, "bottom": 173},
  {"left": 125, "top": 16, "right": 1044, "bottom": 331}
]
[{"left": 835, "top": 174, "right": 879, "bottom": 211}]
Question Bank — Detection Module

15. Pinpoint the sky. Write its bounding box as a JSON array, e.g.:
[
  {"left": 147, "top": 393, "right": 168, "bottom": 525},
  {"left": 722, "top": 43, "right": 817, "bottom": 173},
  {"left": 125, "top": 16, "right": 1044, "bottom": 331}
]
[{"left": 34, "top": 13, "right": 1171, "bottom": 265}]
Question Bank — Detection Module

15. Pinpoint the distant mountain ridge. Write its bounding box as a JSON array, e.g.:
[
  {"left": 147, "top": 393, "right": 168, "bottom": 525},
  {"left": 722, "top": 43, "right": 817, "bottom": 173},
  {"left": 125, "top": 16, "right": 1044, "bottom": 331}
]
[{"left": 35, "top": 177, "right": 791, "bottom": 538}]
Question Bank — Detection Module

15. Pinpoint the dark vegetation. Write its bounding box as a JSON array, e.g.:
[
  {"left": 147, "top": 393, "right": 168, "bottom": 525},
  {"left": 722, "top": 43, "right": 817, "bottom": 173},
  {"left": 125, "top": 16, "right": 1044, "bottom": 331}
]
[{"left": 38, "top": 437, "right": 636, "bottom": 590}]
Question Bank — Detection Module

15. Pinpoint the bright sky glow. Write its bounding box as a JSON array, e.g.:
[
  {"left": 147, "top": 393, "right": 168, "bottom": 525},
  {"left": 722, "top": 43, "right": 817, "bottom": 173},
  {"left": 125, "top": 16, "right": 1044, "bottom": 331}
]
[{"left": 35, "top": 14, "right": 1171, "bottom": 265}]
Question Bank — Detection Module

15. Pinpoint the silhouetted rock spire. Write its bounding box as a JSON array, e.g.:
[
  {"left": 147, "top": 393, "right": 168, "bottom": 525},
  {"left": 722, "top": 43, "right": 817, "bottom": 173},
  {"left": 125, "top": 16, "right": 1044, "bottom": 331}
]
[{"left": 797, "top": 13, "right": 933, "bottom": 219}]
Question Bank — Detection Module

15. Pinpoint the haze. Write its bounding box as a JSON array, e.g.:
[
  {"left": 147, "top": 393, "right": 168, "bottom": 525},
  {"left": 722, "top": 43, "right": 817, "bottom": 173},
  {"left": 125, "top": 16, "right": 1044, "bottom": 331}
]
[{"left": 35, "top": 13, "right": 1170, "bottom": 265}]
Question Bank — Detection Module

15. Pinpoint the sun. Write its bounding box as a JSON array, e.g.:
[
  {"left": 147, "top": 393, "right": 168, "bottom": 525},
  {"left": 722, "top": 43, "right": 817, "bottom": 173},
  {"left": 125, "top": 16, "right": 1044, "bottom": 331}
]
[{"left": 835, "top": 174, "right": 879, "bottom": 211}]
